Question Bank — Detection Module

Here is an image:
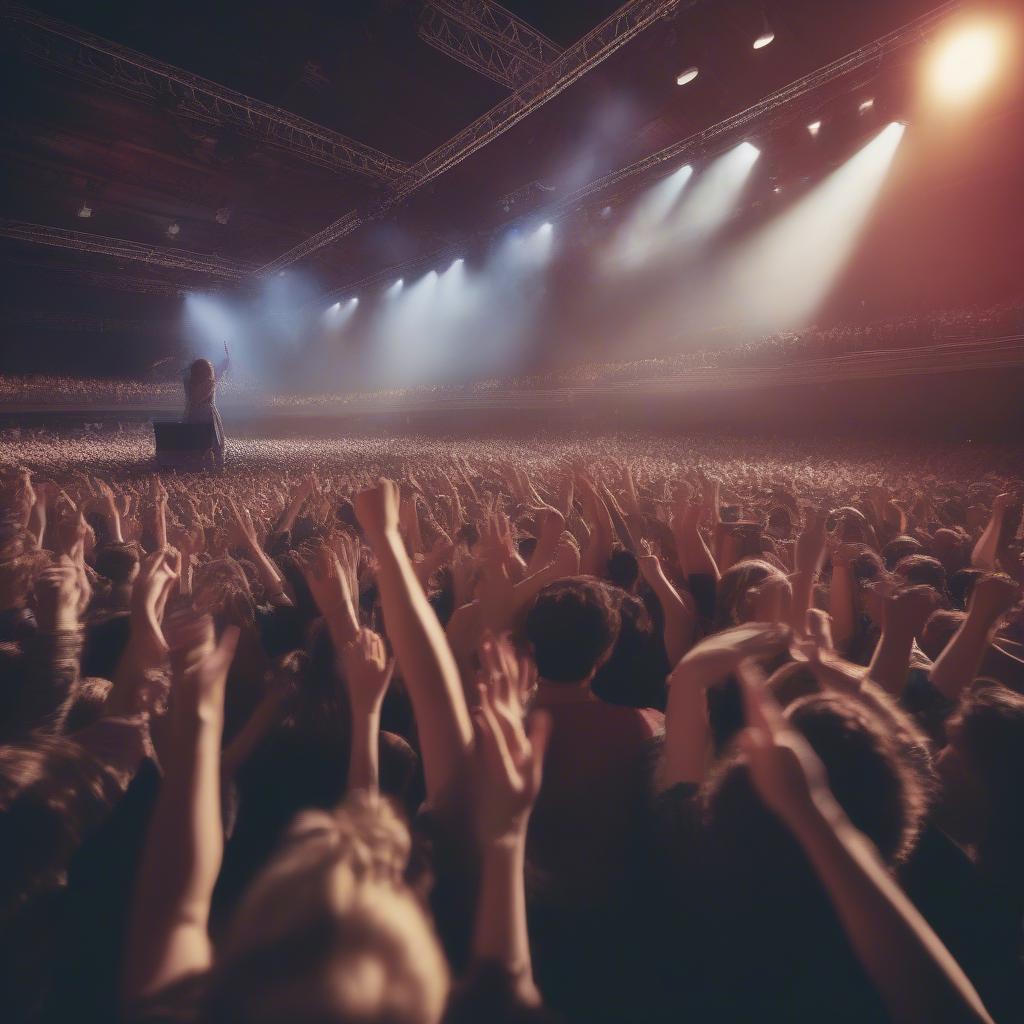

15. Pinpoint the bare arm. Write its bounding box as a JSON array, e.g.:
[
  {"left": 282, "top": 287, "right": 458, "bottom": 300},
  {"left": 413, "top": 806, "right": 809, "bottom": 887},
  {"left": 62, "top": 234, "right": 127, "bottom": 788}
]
[
  {"left": 971, "top": 494, "right": 1013, "bottom": 571},
  {"left": 660, "top": 624, "right": 790, "bottom": 789},
  {"left": 866, "top": 586, "right": 938, "bottom": 697},
  {"left": 356, "top": 480, "right": 472, "bottom": 803},
  {"left": 122, "top": 617, "right": 239, "bottom": 1004},
  {"left": 638, "top": 550, "right": 696, "bottom": 664},
  {"left": 472, "top": 640, "right": 549, "bottom": 1006},
  {"left": 929, "top": 574, "right": 1019, "bottom": 702},
  {"left": 738, "top": 664, "right": 993, "bottom": 1024}
]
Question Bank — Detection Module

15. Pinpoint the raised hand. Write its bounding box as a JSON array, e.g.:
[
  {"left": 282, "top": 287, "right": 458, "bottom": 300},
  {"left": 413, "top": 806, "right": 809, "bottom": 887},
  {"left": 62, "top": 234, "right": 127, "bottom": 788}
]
[
  {"left": 473, "top": 676, "right": 550, "bottom": 845},
  {"left": 340, "top": 628, "right": 394, "bottom": 716},
  {"left": 131, "top": 548, "right": 181, "bottom": 656},
  {"left": 33, "top": 559, "right": 83, "bottom": 632},
  {"left": 967, "top": 572, "right": 1020, "bottom": 622},
  {"left": 354, "top": 478, "right": 401, "bottom": 540},
  {"left": 670, "top": 621, "right": 791, "bottom": 685},
  {"left": 297, "top": 539, "right": 358, "bottom": 642},
  {"left": 883, "top": 584, "right": 940, "bottom": 637}
]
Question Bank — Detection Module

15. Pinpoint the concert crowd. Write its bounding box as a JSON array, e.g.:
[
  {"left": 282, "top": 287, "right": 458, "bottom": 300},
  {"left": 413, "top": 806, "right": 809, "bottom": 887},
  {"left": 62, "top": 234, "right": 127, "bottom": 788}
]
[{"left": 0, "top": 426, "right": 1022, "bottom": 1023}]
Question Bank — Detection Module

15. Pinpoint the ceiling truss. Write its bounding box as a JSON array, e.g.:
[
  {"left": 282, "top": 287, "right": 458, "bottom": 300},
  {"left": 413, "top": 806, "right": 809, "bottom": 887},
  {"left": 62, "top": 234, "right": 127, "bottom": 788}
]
[
  {"left": 3, "top": 4, "right": 408, "bottom": 182},
  {"left": 256, "top": 0, "right": 691, "bottom": 274},
  {"left": 0, "top": 220, "right": 255, "bottom": 278},
  {"left": 418, "top": 1, "right": 563, "bottom": 90}
]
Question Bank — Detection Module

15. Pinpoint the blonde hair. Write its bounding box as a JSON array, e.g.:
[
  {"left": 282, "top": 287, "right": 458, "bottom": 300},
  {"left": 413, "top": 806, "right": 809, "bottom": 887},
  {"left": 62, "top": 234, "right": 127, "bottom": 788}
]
[{"left": 208, "top": 794, "right": 449, "bottom": 1024}]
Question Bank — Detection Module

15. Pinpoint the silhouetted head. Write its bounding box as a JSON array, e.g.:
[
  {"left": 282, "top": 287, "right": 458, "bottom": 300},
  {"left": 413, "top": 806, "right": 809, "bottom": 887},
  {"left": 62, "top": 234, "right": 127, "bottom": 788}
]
[{"left": 526, "top": 577, "right": 620, "bottom": 684}]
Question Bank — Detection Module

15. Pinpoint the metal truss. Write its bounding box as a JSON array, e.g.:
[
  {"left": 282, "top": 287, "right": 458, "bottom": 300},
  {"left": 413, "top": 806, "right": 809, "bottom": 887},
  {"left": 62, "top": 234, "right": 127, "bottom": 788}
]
[
  {"left": 310, "top": 0, "right": 962, "bottom": 305},
  {"left": 419, "top": 1, "right": 563, "bottom": 90},
  {"left": 4, "top": 4, "right": 408, "bottom": 182},
  {"left": 0, "top": 220, "right": 255, "bottom": 278},
  {"left": 7, "top": 262, "right": 196, "bottom": 297},
  {"left": 2, "top": 309, "right": 173, "bottom": 332},
  {"left": 256, "top": 0, "right": 690, "bottom": 273},
  {"left": 556, "top": 0, "right": 962, "bottom": 213}
]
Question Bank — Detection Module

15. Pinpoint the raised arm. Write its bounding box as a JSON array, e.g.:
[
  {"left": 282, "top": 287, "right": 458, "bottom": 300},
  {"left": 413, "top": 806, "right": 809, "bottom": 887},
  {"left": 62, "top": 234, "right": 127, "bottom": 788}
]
[
  {"left": 340, "top": 628, "right": 394, "bottom": 792},
  {"left": 738, "top": 664, "right": 993, "bottom": 1024},
  {"left": 928, "top": 574, "right": 1019, "bottom": 702},
  {"left": 226, "top": 497, "right": 292, "bottom": 606},
  {"left": 660, "top": 623, "right": 790, "bottom": 789},
  {"left": 638, "top": 547, "right": 696, "bottom": 664},
  {"left": 355, "top": 479, "right": 472, "bottom": 803},
  {"left": 122, "top": 615, "right": 239, "bottom": 1005},
  {"left": 471, "top": 637, "right": 549, "bottom": 1007},
  {"left": 671, "top": 490, "right": 720, "bottom": 583},
  {"left": 866, "top": 585, "right": 939, "bottom": 697},
  {"left": 970, "top": 493, "right": 1014, "bottom": 572}
]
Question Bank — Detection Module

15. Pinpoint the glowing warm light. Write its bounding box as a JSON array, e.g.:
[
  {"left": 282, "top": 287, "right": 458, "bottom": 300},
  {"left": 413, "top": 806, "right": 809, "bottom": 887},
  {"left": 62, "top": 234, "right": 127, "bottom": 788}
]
[
  {"left": 807, "top": 120, "right": 821, "bottom": 136},
  {"left": 925, "top": 22, "right": 1006, "bottom": 107},
  {"left": 753, "top": 30, "right": 774, "bottom": 50},
  {"left": 676, "top": 66, "right": 699, "bottom": 85},
  {"left": 858, "top": 98, "right": 874, "bottom": 113}
]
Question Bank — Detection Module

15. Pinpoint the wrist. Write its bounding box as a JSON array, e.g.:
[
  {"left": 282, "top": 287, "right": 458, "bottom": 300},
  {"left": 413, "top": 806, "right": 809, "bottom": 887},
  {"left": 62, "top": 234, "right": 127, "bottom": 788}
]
[{"left": 482, "top": 828, "right": 528, "bottom": 857}]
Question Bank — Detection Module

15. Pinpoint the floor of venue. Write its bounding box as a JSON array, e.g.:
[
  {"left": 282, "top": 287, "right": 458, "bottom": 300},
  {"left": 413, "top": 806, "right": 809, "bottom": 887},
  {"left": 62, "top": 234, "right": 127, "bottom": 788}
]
[{"left": 5, "top": 420, "right": 1022, "bottom": 486}]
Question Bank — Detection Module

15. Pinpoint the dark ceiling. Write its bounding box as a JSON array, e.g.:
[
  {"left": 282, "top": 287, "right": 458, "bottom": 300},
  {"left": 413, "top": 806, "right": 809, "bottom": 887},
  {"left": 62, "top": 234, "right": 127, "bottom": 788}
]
[{"left": 0, "top": 0, "right": 1020, "bottom": 372}]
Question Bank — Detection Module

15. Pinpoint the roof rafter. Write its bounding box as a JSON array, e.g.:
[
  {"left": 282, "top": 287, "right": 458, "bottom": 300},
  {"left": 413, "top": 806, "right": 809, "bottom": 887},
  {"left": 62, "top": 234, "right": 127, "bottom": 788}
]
[
  {"left": 0, "top": 220, "right": 255, "bottom": 278},
  {"left": 256, "top": 0, "right": 692, "bottom": 275},
  {"left": 418, "top": 1, "right": 562, "bottom": 89},
  {"left": 315, "top": 0, "right": 962, "bottom": 304},
  {"left": 3, "top": 3, "right": 408, "bottom": 182}
]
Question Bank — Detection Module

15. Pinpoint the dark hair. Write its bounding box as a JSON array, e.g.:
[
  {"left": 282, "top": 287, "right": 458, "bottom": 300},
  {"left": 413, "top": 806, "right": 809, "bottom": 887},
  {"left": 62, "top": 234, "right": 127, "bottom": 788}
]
[
  {"left": 882, "top": 535, "right": 922, "bottom": 571},
  {"left": 953, "top": 682, "right": 1024, "bottom": 898},
  {"left": 606, "top": 548, "right": 639, "bottom": 591},
  {"left": 787, "top": 694, "right": 926, "bottom": 863},
  {"left": 93, "top": 542, "right": 139, "bottom": 586},
  {"left": 948, "top": 568, "right": 983, "bottom": 610},
  {"left": 894, "top": 554, "right": 947, "bottom": 599},
  {"left": 0, "top": 736, "right": 122, "bottom": 917},
  {"left": 525, "top": 578, "right": 620, "bottom": 683},
  {"left": 920, "top": 608, "right": 966, "bottom": 661}
]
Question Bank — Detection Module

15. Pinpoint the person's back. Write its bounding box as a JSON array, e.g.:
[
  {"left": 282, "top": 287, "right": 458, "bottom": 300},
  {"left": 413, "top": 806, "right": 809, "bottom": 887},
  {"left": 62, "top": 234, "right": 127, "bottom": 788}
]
[
  {"left": 531, "top": 684, "right": 661, "bottom": 896},
  {"left": 524, "top": 579, "right": 663, "bottom": 899}
]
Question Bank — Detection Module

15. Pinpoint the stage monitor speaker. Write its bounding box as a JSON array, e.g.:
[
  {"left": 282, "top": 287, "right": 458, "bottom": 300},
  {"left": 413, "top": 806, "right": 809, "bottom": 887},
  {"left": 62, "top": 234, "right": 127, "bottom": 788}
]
[{"left": 153, "top": 421, "right": 217, "bottom": 468}]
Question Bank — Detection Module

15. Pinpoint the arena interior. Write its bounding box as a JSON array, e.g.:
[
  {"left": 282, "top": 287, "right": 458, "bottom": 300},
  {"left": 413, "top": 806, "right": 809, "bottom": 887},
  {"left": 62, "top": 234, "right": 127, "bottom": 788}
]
[{"left": 1, "top": 2, "right": 1024, "bottom": 1023}]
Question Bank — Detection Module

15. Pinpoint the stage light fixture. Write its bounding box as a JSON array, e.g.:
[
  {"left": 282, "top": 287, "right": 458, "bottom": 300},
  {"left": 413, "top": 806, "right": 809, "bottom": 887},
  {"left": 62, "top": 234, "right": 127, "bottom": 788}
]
[
  {"left": 329, "top": 302, "right": 341, "bottom": 312},
  {"left": 925, "top": 21, "right": 1006, "bottom": 108},
  {"left": 77, "top": 202, "right": 92, "bottom": 218},
  {"left": 807, "top": 120, "right": 821, "bottom": 136},
  {"left": 600, "top": 206, "right": 613, "bottom": 218},
  {"left": 166, "top": 222, "right": 180, "bottom": 238},
  {"left": 858, "top": 98, "right": 874, "bottom": 113},
  {"left": 753, "top": 14, "right": 774, "bottom": 49},
  {"left": 676, "top": 66, "right": 699, "bottom": 85}
]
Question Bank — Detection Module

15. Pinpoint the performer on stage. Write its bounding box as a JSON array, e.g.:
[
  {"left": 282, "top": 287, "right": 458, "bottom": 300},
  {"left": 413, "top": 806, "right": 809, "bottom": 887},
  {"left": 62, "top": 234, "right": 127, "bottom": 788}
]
[{"left": 183, "top": 340, "right": 230, "bottom": 467}]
